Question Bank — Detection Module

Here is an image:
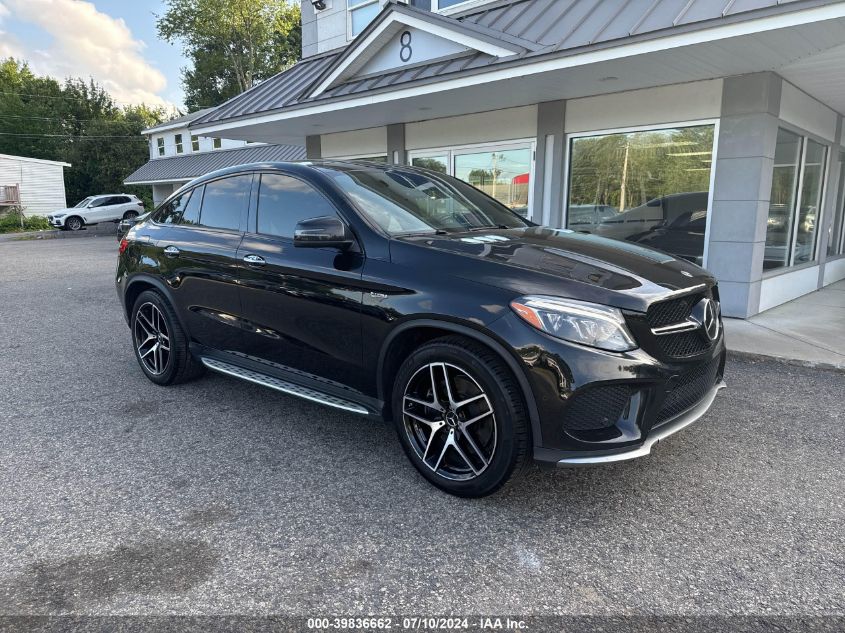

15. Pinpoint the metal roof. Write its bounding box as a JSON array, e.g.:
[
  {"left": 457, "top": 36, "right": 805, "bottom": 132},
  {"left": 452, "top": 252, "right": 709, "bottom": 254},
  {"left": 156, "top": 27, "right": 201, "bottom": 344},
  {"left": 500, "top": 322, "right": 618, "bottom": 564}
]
[
  {"left": 142, "top": 108, "right": 217, "bottom": 134},
  {"left": 123, "top": 144, "right": 306, "bottom": 185},
  {"left": 193, "top": 54, "right": 340, "bottom": 127},
  {"left": 190, "top": 0, "right": 815, "bottom": 129}
]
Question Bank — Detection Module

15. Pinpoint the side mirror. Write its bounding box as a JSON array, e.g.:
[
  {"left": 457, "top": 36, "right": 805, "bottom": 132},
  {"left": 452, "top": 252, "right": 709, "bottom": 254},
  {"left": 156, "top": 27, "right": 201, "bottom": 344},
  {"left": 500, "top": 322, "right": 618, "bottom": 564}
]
[{"left": 294, "top": 216, "right": 353, "bottom": 249}]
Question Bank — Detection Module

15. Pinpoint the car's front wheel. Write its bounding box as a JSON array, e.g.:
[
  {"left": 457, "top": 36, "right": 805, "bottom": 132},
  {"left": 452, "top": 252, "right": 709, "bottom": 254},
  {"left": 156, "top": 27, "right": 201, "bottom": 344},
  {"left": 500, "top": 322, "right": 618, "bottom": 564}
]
[
  {"left": 64, "top": 216, "right": 83, "bottom": 231},
  {"left": 131, "top": 290, "right": 204, "bottom": 386},
  {"left": 392, "top": 337, "right": 529, "bottom": 497}
]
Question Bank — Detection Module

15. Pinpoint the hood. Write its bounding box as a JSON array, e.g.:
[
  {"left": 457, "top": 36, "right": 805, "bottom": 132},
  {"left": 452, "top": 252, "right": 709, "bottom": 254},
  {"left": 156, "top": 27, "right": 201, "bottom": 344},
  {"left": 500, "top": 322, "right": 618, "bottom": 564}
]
[
  {"left": 48, "top": 208, "right": 77, "bottom": 216},
  {"left": 392, "top": 226, "right": 714, "bottom": 312}
]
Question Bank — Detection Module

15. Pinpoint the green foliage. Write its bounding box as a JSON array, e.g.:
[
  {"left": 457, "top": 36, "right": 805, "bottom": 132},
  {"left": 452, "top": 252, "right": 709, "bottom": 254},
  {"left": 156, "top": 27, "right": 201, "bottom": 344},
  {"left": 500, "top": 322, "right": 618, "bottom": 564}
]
[
  {"left": 0, "top": 58, "right": 166, "bottom": 209},
  {"left": 157, "top": 0, "right": 301, "bottom": 111},
  {"left": 0, "top": 207, "right": 52, "bottom": 233}
]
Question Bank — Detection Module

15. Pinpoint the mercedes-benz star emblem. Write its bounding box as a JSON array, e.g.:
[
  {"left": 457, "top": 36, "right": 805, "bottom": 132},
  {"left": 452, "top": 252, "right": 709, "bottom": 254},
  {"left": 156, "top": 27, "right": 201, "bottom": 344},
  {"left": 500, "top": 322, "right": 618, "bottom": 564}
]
[{"left": 692, "top": 298, "right": 721, "bottom": 341}]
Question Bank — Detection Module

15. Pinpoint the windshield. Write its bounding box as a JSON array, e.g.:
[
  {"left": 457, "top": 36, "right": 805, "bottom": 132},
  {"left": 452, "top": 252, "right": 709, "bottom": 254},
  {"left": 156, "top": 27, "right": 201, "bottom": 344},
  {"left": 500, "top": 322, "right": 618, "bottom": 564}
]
[
  {"left": 74, "top": 197, "right": 94, "bottom": 208},
  {"left": 325, "top": 166, "right": 530, "bottom": 235}
]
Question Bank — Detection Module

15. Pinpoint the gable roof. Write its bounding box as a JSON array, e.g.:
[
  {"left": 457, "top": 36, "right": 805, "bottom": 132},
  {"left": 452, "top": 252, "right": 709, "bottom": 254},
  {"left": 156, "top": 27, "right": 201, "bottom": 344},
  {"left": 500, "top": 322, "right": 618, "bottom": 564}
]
[
  {"left": 190, "top": 0, "right": 826, "bottom": 131},
  {"left": 305, "top": 2, "right": 536, "bottom": 98},
  {"left": 123, "top": 143, "right": 305, "bottom": 185}
]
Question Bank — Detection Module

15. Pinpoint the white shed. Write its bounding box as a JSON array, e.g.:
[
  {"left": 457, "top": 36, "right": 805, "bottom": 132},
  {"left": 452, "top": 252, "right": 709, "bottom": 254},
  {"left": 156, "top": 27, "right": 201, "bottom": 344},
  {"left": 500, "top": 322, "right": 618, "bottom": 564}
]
[{"left": 0, "top": 154, "right": 71, "bottom": 216}]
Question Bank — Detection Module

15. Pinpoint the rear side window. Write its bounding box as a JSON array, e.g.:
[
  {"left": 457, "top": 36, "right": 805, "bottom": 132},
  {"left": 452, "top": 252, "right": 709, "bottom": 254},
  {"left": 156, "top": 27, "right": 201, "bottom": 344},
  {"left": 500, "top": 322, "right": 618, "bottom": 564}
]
[
  {"left": 157, "top": 192, "right": 188, "bottom": 224},
  {"left": 199, "top": 175, "right": 251, "bottom": 231},
  {"left": 180, "top": 187, "right": 202, "bottom": 225},
  {"left": 257, "top": 173, "right": 338, "bottom": 239}
]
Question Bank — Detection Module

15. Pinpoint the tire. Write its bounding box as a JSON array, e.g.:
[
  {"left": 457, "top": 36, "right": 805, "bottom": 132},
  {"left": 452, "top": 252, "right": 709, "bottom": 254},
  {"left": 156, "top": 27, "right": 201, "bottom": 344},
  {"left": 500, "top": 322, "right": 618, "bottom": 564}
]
[
  {"left": 130, "top": 290, "right": 204, "bottom": 386},
  {"left": 65, "top": 216, "right": 83, "bottom": 231},
  {"left": 122, "top": 210, "right": 139, "bottom": 220},
  {"left": 392, "top": 336, "right": 530, "bottom": 497}
]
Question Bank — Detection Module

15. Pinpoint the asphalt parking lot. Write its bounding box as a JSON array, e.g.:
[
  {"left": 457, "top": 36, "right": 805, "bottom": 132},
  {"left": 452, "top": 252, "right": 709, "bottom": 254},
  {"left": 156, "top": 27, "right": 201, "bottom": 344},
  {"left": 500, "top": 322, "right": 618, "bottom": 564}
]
[{"left": 0, "top": 237, "right": 843, "bottom": 617}]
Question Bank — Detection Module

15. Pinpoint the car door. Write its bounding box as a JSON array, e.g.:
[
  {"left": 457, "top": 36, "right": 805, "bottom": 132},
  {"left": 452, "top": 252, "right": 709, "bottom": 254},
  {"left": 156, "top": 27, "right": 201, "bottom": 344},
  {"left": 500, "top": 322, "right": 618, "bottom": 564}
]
[
  {"left": 86, "top": 197, "right": 111, "bottom": 223},
  {"left": 150, "top": 175, "right": 251, "bottom": 352},
  {"left": 236, "top": 172, "right": 365, "bottom": 390}
]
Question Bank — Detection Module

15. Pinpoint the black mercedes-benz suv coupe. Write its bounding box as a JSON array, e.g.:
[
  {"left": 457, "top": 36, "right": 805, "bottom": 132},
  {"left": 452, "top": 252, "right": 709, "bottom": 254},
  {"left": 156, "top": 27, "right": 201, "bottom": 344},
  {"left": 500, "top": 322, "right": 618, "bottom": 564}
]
[{"left": 116, "top": 161, "right": 726, "bottom": 497}]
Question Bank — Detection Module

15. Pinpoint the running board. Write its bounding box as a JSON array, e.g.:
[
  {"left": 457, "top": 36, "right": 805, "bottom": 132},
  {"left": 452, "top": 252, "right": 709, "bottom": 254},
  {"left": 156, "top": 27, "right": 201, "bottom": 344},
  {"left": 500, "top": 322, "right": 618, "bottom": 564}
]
[{"left": 200, "top": 357, "right": 370, "bottom": 415}]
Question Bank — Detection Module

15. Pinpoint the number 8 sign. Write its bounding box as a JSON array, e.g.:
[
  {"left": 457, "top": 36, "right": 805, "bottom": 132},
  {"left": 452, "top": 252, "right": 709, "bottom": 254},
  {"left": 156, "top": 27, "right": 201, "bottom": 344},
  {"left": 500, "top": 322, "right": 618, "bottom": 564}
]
[{"left": 399, "top": 31, "right": 412, "bottom": 63}]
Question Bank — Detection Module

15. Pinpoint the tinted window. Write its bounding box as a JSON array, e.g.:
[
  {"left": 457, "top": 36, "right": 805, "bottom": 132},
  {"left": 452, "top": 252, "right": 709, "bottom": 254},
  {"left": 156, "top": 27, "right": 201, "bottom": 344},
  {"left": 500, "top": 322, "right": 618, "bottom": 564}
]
[
  {"left": 257, "top": 174, "right": 338, "bottom": 238},
  {"left": 325, "top": 167, "right": 529, "bottom": 235},
  {"left": 199, "top": 175, "right": 251, "bottom": 231},
  {"left": 180, "top": 187, "right": 202, "bottom": 225},
  {"left": 90, "top": 197, "right": 108, "bottom": 208},
  {"left": 157, "top": 192, "right": 190, "bottom": 224}
]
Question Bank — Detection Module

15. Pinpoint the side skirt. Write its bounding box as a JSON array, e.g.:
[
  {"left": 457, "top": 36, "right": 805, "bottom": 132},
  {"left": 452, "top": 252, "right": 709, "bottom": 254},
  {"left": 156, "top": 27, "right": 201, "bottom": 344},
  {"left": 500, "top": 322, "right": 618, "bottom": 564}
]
[{"left": 201, "top": 357, "right": 372, "bottom": 416}]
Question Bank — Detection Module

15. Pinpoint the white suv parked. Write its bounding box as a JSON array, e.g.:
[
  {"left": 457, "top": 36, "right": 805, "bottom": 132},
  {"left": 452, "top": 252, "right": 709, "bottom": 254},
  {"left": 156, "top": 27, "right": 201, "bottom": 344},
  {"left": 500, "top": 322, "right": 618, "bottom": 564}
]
[{"left": 48, "top": 194, "right": 145, "bottom": 231}]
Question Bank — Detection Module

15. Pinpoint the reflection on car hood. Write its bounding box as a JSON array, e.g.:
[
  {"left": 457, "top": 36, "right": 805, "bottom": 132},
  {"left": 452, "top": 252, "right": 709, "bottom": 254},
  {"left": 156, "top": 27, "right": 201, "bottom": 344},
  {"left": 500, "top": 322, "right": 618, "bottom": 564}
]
[{"left": 393, "top": 226, "right": 714, "bottom": 311}]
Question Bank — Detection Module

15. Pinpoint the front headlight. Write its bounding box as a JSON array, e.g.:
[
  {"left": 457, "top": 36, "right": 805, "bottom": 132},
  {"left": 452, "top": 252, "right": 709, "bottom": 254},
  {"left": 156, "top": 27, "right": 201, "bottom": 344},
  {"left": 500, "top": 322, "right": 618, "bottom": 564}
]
[{"left": 510, "top": 296, "right": 637, "bottom": 352}]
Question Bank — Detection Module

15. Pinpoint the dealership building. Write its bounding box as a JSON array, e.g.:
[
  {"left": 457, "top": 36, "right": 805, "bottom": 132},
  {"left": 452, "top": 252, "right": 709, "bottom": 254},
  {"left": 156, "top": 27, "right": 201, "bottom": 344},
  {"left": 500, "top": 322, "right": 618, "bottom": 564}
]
[{"left": 187, "top": 0, "right": 845, "bottom": 318}]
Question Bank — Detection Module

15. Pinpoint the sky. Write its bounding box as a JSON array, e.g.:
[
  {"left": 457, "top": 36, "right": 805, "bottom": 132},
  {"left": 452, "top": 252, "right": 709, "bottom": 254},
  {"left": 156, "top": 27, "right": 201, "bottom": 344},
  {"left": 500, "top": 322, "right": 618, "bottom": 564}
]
[{"left": 0, "top": 0, "right": 188, "bottom": 112}]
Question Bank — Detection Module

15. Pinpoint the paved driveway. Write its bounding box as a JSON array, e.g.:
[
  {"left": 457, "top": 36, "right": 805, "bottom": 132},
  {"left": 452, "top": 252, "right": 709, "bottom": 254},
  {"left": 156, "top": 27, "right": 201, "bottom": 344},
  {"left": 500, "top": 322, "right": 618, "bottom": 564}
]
[{"left": 0, "top": 238, "right": 842, "bottom": 617}]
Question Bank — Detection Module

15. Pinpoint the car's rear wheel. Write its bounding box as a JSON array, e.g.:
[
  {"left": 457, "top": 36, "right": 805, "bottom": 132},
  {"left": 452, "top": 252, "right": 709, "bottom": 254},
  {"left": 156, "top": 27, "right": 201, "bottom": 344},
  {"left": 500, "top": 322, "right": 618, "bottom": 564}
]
[
  {"left": 131, "top": 290, "right": 204, "bottom": 386},
  {"left": 122, "top": 210, "right": 139, "bottom": 220},
  {"left": 65, "top": 216, "right": 83, "bottom": 231},
  {"left": 392, "top": 337, "right": 529, "bottom": 497}
]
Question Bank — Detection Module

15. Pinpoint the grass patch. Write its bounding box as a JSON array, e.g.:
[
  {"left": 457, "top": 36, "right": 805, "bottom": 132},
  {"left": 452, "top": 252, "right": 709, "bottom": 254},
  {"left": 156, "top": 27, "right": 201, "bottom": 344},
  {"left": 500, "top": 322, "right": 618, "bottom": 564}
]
[{"left": 0, "top": 209, "right": 53, "bottom": 234}]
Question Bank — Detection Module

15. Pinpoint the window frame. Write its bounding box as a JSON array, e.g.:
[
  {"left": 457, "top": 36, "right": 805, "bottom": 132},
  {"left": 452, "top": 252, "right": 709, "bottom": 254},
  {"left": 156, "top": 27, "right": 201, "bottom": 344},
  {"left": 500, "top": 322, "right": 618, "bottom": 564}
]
[
  {"left": 347, "top": 0, "right": 379, "bottom": 39},
  {"left": 156, "top": 137, "right": 165, "bottom": 157},
  {"left": 250, "top": 171, "right": 347, "bottom": 242},
  {"left": 562, "top": 119, "right": 720, "bottom": 269},
  {"left": 174, "top": 133, "right": 184, "bottom": 154},
  {"left": 831, "top": 151, "right": 845, "bottom": 257},
  {"left": 212, "top": 137, "right": 222, "bottom": 150},
  {"left": 152, "top": 173, "right": 254, "bottom": 234},
  {"left": 407, "top": 138, "right": 537, "bottom": 221},
  {"left": 191, "top": 135, "right": 200, "bottom": 152},
  {"left": 763, "top": 123, "right": 831, "bottom": 275}
]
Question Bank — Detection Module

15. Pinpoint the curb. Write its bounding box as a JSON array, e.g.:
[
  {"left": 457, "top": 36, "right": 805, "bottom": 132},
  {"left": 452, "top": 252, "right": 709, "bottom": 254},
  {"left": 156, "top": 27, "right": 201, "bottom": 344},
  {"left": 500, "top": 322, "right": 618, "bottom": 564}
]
[
  {"left": 727, "top": 349, "right": 845, "bottom": 374},
  {"left": 0, "top": 225, "right": 117, "bottom": 242}
]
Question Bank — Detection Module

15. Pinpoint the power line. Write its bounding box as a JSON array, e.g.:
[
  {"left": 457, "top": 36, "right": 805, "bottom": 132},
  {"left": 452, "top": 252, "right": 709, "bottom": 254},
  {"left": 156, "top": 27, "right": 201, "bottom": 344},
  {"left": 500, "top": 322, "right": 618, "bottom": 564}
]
[
  {"left": 0, "top": 114, "right": 144, "bottom": 125},
  {"left": 0, "top": 132, "right": 147, "bottom": 139},
  {"left": 0, "top": 89, "right": 181, "bottom": 109}
]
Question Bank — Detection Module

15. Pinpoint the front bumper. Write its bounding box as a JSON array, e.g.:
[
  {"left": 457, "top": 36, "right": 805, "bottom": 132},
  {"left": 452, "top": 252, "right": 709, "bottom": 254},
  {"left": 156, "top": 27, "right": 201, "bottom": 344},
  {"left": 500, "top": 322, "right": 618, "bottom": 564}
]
[
  {"left": 48, "top": 217, "right": 65, "bottom": 227},
  {"left": 554, "top": 380, "right": 725, "bottom": 466}
]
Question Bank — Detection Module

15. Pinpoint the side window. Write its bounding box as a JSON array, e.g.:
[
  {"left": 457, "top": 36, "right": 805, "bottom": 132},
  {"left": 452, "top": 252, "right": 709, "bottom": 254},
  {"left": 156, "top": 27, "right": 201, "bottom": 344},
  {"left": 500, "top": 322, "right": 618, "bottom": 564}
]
[
  {"left": 257, "top": 173, "right": 339, "bottom": 239},
  {"left": 180, "top": 187, "right": 202, "bottom": 225},
  {"left": 90, "top": 197, "right": 107, "bottom": 208},
  {"left": 198, "top": 175, "right": 251, "bottom": 231},
  {"left": 156, "top": 191, "right": 190, "bottom": 225}
]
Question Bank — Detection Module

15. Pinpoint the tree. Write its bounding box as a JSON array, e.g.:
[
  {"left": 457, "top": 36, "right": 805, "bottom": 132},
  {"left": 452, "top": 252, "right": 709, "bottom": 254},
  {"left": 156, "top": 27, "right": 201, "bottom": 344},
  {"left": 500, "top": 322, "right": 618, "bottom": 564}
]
[
  {"left": 157, "top": 0, "right": 301, "bottom": 111},
  {"left": 0, "top": 59, "right": 167, "bottom": 209}
]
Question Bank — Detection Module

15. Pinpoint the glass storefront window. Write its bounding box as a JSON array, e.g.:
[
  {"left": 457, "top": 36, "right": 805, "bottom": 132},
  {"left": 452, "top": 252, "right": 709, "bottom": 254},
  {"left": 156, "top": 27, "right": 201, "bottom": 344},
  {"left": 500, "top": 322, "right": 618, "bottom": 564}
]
[
  {"left": 829, "top": 153, "right": 845, "bottom": 256},
  {"left": 765, "top": 129, "right": 803, "bottom": 270},
  {"left": 409, "top": 143, "right": 535, "bottom": 219},
  {"left": 411, "top": 155, "right": 448, "bottom": 173},
  {"left": 794, "top": 139, "right": 826, "bottom": 265},
  {"left": 765, "top": 129, "right": 829, "bottom": 269},
  {"left": 454, "top": 148, "right": 532, "bottom": 218},
  {"left": 566, "top": 124, "right": 715, "bottom": 265}
]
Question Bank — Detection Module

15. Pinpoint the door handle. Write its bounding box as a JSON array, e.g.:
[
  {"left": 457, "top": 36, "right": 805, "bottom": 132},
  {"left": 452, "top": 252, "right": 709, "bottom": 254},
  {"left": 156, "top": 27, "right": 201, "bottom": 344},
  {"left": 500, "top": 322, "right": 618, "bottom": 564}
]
[
  {"left": 163, "top": 245, "right": 180, "bottom": 257},
  {"left": 243, "top": 254, "right": 266, "bottom": 266}
]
